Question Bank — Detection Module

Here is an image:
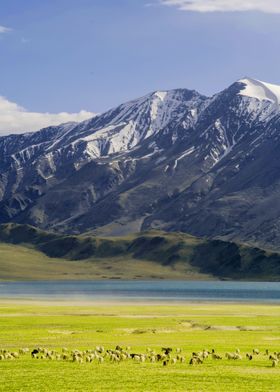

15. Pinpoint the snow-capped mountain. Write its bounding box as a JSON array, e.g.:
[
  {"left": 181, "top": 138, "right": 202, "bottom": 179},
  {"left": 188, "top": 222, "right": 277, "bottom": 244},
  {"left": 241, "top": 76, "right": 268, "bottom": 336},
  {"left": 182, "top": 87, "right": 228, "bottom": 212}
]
[{"left": 2, "top": 77, "right": 280, "bottom": 250}]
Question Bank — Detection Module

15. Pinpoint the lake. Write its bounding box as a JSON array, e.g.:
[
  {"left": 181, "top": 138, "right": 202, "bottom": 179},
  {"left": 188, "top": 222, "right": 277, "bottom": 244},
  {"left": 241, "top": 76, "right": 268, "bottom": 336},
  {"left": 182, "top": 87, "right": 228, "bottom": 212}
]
[{"left": 0, "top": 281, "right": 280, "bottom": 302}]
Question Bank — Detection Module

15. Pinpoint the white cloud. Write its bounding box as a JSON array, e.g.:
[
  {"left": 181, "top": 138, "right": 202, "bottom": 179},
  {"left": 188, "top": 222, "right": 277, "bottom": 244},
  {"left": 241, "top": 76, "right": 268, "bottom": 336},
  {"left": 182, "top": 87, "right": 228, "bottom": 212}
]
[
  {"left": 0, "top": 96, "right": 96, "bottom": 135},
  {"left": 0, "top": 25, "right": 12, "bottom": 34},
  {"left": 159, "top": 0, "right": 280, "bottom": 13}
]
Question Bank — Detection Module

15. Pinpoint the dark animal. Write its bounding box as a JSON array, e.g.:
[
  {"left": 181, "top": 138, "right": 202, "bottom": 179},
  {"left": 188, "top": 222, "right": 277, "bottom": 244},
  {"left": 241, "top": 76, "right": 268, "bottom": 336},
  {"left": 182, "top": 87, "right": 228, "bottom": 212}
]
[
  {"left": 31, "top": 349, "right": 39, "bottom": 358},
  {"left": 162, "top": 347, "right": 172, "bottom": 355}
]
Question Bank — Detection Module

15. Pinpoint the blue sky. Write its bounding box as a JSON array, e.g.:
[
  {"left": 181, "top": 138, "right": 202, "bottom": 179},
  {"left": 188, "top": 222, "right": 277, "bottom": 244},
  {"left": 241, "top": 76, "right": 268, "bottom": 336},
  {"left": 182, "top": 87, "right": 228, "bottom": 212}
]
[{"left": 1, "top": 0, "right": 280, "bottom": 133}]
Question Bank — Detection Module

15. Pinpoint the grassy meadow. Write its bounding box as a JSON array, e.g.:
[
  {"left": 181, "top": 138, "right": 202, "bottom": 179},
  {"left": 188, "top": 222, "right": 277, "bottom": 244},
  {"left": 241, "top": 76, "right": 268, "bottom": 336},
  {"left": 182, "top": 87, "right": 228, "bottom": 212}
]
[{"left": 1, "top": 301, "right": 280, "bottom": 391}]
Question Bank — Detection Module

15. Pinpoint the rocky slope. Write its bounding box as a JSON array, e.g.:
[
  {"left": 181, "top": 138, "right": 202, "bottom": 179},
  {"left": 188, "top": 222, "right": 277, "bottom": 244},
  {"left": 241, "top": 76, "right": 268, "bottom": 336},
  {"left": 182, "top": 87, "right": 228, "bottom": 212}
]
[{"left": 1, "top": 78, "right": 280, "bottom": 250}]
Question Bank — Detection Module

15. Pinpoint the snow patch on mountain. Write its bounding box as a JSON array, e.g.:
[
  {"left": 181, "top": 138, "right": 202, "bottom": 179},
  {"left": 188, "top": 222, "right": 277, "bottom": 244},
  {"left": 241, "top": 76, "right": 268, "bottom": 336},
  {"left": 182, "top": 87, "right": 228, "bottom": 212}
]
[
  {"left": 173, "top": 146, "right": 195, "bottom": 169},
  {"left": 238, "top": 78, "right": 280, "bottom": 105}
]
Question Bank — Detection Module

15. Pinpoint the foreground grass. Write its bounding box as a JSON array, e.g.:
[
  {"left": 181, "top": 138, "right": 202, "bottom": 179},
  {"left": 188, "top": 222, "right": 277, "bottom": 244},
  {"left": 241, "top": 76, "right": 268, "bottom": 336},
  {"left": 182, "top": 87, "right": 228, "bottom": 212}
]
[{"left": 0, "top": 301, "right": 280, "bottom": 391}]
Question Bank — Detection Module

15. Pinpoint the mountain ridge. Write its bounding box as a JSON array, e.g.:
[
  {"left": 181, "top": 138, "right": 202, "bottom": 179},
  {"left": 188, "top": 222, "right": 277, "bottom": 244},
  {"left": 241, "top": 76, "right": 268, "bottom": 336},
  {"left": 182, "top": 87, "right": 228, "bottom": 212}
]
[{"left": 1, "top": 77, "right": 280, "bottom": 250}]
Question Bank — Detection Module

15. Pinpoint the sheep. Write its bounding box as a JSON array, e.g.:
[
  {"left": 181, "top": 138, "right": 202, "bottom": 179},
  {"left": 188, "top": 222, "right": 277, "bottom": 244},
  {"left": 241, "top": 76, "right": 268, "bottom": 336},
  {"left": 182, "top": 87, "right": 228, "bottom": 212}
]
[
  {"left": 19, "top": 348, "right": 29, "bottom": 355},
  {"left": 272, "top": 359, "right": 278, "bottom": 368},
  {"left": 253, "top": 349, "right": 259, "bottom": 355},
  {"left": 189, "top": 356, "right": 203, "bottom": 365},
  {"left": 225, "top": 352, "right": 235, "bottom": 360},
  {"left": 202, "top": 350, "right": 209, "bottom": 359},
  {"left": 31, "top": 349, "right": 40, "bottom": 358},
  {"left": 226, "top": 352, "right": 242, "bottom": 360},
  {"left": 133, "top": 355, "right": 141, "bottom": 362},
  {"left": 120, "top": 353, "right": 127, "bottom": 361},
  {"left": 140, "top": 354, "right": 146, "bottom": 363},
  {"left": 155, "top": 353, "right": 166, "bottom": 362},
  {"left": 111, "top": 354, "right": 120, "bottom": 363},
  {"left": 246, "top": 353, "right": 253, "bottom": 360},
  {"left": 96, "top": 346, "right": 105, "bottom": 354},
  {"left": 162, "top": 347, "right": 172, "bottom": 355},
  {"left": 211, "top": 350, "right": 222, "bottom": 360},
  {"left": 73, "top": 355, "right": 83, "bottom": 363},
  {"left": 176, "top": 354, "right": 185, "bottom": 363}
]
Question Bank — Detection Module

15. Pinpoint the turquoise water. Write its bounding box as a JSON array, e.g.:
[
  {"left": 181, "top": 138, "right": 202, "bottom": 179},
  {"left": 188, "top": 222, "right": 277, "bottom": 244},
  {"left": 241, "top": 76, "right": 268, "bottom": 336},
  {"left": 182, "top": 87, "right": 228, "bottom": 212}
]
[{"left": 0, "top": 281, "right": 280, "bottom": 302}]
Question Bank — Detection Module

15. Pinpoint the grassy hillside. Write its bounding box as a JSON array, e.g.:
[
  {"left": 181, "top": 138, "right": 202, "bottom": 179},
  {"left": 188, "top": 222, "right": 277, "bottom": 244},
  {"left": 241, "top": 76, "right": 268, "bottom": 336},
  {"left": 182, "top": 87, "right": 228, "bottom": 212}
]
[
  {"left": 0, "top": 223, "right": 280, "bottom": 280},
  {"left": 0, "top": 242, "right": 209, "bottom": 281}
]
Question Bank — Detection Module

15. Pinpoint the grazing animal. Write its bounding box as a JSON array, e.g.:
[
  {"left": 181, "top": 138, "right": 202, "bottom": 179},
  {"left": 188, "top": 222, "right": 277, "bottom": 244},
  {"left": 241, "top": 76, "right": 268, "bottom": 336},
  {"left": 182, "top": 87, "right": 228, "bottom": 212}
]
[
  {"left": 202, "top": 350, "right": 209, "bottom": 359},
  {"left": 176, "top": 355, "right": 185, "bottom": 363},
  {"left": 31, "top": 349, "right": 39, "bottom": 358},
  {"left": 272, "top": 359, "right": 278, "bottom": 367},
  {"left": 212, "top": 353, "right": 222, "bottom": 360},
  {"left": 162, "top": 347, "right": 172, "bottom": 355},
  {"left": 189, "top": 356, "right": 203, "bottom": 365},
  {"left": 226, "top": 352, "right": 235, "bottom": 360},
  {"left": 19, "top": 348, "right": 29, "bottom": 355}
]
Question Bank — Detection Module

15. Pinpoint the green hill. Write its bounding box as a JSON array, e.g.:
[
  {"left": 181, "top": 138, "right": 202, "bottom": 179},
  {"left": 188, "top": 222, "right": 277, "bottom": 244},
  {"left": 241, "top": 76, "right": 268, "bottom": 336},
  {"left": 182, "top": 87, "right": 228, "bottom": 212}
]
[{"left": 0, "top": 223, "right": 280, "bottom": 281}]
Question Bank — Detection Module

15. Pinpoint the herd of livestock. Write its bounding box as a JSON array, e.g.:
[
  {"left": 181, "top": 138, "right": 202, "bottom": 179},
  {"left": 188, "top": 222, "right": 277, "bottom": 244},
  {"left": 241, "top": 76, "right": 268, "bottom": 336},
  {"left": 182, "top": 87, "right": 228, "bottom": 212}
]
[{"left": 0, "top": 346, "right": 279, "bottom": 367}]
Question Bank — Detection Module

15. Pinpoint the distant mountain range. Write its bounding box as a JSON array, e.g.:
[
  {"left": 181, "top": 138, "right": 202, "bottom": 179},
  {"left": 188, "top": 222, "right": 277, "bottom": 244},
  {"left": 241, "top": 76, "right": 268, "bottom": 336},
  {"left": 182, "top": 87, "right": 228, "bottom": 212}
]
[{"left": 1, "top": 77, "right": 280, "bottom": 250}]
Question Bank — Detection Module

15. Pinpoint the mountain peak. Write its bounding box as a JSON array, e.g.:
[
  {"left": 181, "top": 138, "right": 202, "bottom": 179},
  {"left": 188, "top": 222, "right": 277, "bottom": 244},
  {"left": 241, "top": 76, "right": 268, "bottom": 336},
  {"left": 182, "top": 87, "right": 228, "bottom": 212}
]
[
  {"left": 237, "top": 77, "right": 280, "bottom": 105},
  {"left": 153, "top": 91, "right": 168, "bottom": 101}
]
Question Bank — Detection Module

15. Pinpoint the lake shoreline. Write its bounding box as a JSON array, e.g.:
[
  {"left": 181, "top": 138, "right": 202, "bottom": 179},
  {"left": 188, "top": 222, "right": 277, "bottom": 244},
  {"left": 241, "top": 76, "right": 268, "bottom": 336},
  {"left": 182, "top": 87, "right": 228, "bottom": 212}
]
[
  {"left": 0, "top": 280, "right": 280, "bottom": 304},
  {"left": 1, "top": 298, "right": 280, "bottom": 307}
]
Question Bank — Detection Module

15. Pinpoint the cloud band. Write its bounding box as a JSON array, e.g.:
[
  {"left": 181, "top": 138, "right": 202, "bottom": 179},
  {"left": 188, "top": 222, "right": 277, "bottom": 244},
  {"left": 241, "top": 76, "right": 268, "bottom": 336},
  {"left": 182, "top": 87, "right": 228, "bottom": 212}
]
[
  {"left": 159, "top": 0, "right": 280, "bottom": 13},
  {"left": 0, "top": 96, "right": 95, "bottom": 135},
  {"left": 0, "top": 25, "right": 12, "bottom": 34}
]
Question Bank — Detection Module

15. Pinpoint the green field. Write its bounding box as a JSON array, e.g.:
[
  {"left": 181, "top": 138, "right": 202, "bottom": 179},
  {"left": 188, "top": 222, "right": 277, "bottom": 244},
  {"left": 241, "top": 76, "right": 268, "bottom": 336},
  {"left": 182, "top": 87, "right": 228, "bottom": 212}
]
[{"left": 1, "top": 301, "right": 280, "bottom": 391}]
